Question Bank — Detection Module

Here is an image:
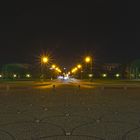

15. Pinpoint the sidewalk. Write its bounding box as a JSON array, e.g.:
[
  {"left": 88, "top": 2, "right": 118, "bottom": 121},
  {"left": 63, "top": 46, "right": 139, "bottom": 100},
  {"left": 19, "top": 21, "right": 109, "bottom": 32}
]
[{"left": 0, "top": 86, "right": 140, "bottom": 139}]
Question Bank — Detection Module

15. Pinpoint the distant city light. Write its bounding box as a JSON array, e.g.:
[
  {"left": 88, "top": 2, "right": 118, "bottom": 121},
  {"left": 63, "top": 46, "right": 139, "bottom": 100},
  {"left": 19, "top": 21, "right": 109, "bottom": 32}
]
[
  {"left": 88, "top": 74, "right": 93, "bottom": 77},
  {"left": 115, "top": 73, "right": 120, "bottom": 78},
  {"left": 26, "top": 74, "right": 31, "bottom": 78},
  {"left": 58, "top": 76, "right": 63, "bottom": 80},
  {"left": 64, "top": 76, "right": 69, "bottom": 80},
  {"left": 13, "top": 74, "right": 17, "bottom": 78},
  {"left": 102, "top": 74, "right": 107, "bottom": 78}
]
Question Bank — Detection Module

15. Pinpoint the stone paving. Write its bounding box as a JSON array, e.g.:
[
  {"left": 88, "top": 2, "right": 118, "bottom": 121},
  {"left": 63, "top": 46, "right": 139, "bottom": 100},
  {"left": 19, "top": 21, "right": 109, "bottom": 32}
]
[{"left": 0, "top": 83, "right": 140, "bottom": 140}]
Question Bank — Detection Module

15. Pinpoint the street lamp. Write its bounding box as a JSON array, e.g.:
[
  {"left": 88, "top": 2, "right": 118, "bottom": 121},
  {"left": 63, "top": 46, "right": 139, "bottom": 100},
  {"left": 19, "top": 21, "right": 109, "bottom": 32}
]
[
  {"left": 71, "top": 67, "right": 78, "bottom": 73},
  {"left": 85, "top": 56, "right": 91, "bottom": 63},
  {"left": 115, "top": 73, "right": 120, "bottom": 78},
  {"left": 41, "top": 56, "right": 49, "bottom": 80},
  {"left": 51, "top": 65, "right": 58, "bottom": 79},
  {"left": 41, "top": 56, "right": 48, "bottom": 64},
  {"left": 84, "top": 56, "right": 93, "bottom": 77},
  {"left": 52, "top": 64, "right": 56, "bottom": 69},
  {"left": 74, "top": 67, "right": 78, "bottom": 71},
  {"left": 55, "top": 67, "right": 62, "bottom": 73},
  {"left": 77, "top": 64, "right": 82, "bottom": 79},
  {"left": 102, "top": 73, "right": 107, "bottom": 78},
  {"left": 26, "top": 74, "right": 31, "bottom": 78},
  {"left": 13, "top": 74, "right": 17, "bottom": 78},
  {"left": 77, "top": 64, "right": 82, "bottom": 69}
]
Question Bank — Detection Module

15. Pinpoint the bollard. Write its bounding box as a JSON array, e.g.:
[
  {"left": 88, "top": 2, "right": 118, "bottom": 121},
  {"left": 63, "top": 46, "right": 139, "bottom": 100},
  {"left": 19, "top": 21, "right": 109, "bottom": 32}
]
[
  {"left": 6, "top": 85, "right": 10, "bottom": 92},
  {"left": 52, "top": 85, "right": 56, "bottom": 91},
  {"left": 78, "top": 85, "right": 80, "bottom": 90}
]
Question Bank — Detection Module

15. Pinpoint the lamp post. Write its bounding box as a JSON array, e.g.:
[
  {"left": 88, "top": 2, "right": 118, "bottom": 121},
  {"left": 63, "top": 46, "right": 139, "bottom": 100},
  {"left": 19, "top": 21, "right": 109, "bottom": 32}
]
[
  {"left": 41, "top": 56, "right": 49, "bottom": 80},
  {"left": 77, "top": 64, "right": 82, "bottom": 79},
  {"left": 85, "top": 56, "right": 93, "bottom": 78},
  {"left": 51, "top": 64, "right": 56, "bottom": 80}
]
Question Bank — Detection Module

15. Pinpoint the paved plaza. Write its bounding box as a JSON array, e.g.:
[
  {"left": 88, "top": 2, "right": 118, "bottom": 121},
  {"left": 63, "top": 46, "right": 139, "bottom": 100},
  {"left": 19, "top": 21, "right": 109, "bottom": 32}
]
[{"left": 0, "top": 80, "right": 140, "bottom": 140}]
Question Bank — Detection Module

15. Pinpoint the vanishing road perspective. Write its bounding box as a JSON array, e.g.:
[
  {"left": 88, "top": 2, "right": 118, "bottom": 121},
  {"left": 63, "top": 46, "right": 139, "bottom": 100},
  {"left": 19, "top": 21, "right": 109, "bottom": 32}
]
[
  {"left": 0, "top": 79, "right": 140, "bottom": 140},
  {"left": 1, "top": 1, "right": 140, "bottom": 140}
]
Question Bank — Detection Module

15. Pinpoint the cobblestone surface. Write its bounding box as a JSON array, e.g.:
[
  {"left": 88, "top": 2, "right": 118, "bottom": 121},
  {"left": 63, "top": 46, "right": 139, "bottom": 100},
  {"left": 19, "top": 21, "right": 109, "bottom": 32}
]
[{"left": 0, "top": 82, "right": 140, "bottom": 140}]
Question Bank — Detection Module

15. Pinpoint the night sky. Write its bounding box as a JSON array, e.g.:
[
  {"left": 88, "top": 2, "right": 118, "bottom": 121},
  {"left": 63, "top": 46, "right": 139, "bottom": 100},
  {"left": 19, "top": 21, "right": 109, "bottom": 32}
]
[{"left": 0, "top": 1, "right": 139, "bottom": 67}]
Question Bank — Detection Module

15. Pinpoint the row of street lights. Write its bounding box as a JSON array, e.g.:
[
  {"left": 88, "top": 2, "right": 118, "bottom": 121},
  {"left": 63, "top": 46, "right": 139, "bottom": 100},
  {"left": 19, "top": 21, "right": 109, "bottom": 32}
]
[
  {"left": 0, "top": 74, "right": 31, "bottom": 79},
  {"left": 41, "top": 56, "right": 62, "bottom": 72},
  {"left": 70, "top": 56, "right": 93, "bottom": 79},
  {"left": 40, "top": 56, "right": 62, "bottom": 79},
  {"left": 51, "top": 65, "right": 62, "bottom": 73},
  {"left": 40, "top": 55, "right": 93, "bottom": 79},
  {"left": 71, "top": 64, "right": 82, "bottom": 74}
]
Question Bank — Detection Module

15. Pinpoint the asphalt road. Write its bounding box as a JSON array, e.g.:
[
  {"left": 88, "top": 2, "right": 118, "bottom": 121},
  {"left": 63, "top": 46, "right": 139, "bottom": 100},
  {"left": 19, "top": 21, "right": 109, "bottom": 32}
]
[{"left": 0, "top": 79, "right": 140, "bottom": 140}]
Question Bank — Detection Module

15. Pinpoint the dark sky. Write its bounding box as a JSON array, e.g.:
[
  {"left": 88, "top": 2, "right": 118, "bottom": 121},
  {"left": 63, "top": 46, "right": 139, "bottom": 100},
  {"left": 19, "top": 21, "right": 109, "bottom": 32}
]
[{"left": 0, "top": 1, "right": 139, "bottom": 67}]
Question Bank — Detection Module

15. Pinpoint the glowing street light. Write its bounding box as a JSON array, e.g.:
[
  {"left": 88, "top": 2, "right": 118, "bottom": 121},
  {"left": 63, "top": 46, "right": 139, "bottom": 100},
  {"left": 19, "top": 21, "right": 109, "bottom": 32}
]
[
  {"left": 55, "top": 67, "right": 59, "bottom": 71},
  {"left": 13, "top": 74, "right": 17, "bottom": 78},
  {"left": 84, "top": 56, "right": 93, "bottom": 77},
  {"left": 55, "top": 67, "right": 62, "bottom": 73},
  {"left": 102, "top": 74, "right": 107, "bottom": 78},
  {"left": 77, "top": 64, "right": 82, "bottom": 69},
  {"left": 71, "top": 69, "right": 75, "bottom": 73},
  {"left": 74, "top": 67, "right": 78, "bottom": 71},
  {"left": 88, "top": 74, "right": 93, "bottom": 78},
  {"left": 57, "top": 68, "right": 62, "bottom": 73},
  {"left": 71, "top": 67, "right": 78, "bottom": 73},
  {"left": 115, "top": 73, "right": 120, "bottom": 78},
  {"left": 52, "top": 64, "right": 56, "bottom": 69},
  {"left": 40, "top": 55, "right": 49, "bottom": 80},
  {"left": 41, "top": 56, "right": 48, "bottom": 64},
  {"left": 76, "top": 64, "right": 83, "bottom": 79},
  {"left": 85, "top": 56, "right": 91, "bottom": 63},
  {"left": 26, "top": 74, "right": 31, "bottom": 78}
]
